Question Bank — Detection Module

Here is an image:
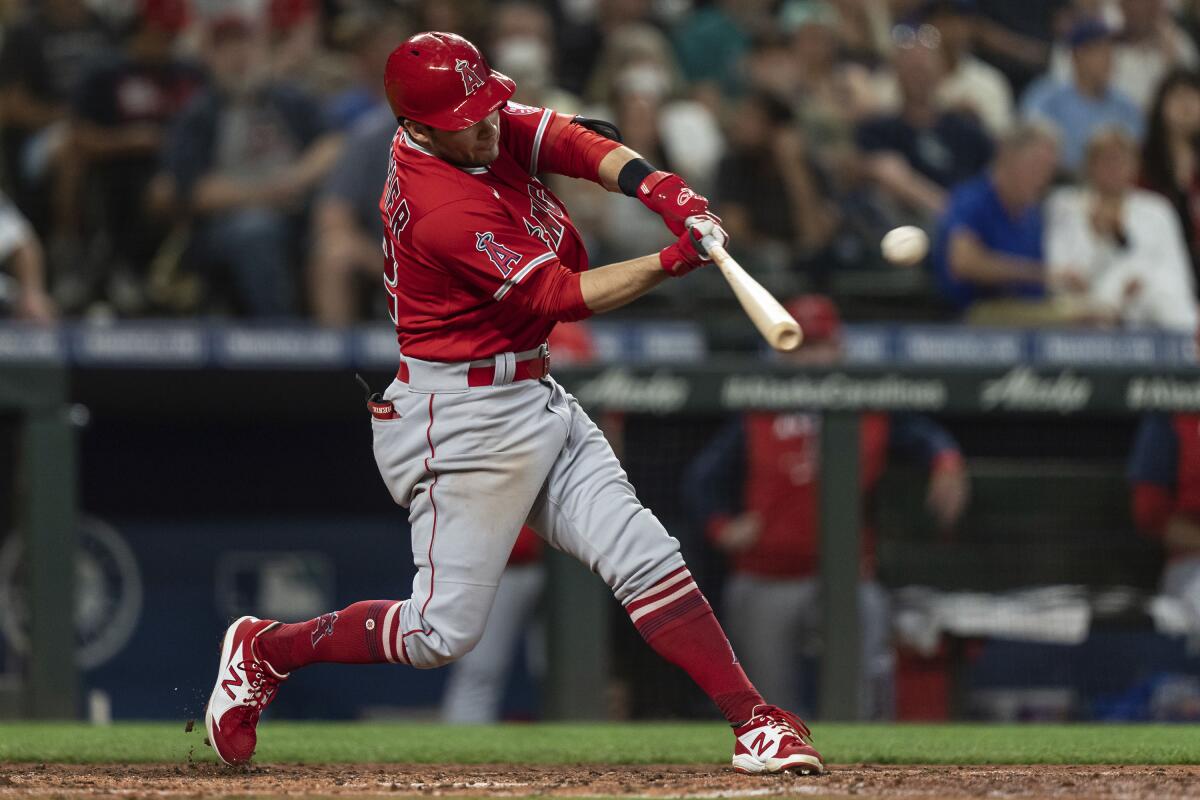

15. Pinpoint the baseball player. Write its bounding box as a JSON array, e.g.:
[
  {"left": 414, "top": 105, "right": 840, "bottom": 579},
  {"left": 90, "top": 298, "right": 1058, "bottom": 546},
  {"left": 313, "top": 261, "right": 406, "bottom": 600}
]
[
  {"left": 205, "top": 31, "right": 822, "bottom": 775},
  {"left": 1129, "top": 413, "right": 1200, "bottom": 631},
  {"left": 685, "top": 296, "right": 969, "bottom": 719}
]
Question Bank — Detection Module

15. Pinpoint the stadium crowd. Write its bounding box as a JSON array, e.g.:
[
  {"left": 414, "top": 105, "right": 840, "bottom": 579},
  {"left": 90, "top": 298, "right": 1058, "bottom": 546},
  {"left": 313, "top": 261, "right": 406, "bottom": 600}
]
[{"left": 0, "top": 0, "right": 1198, "bottom": 332}]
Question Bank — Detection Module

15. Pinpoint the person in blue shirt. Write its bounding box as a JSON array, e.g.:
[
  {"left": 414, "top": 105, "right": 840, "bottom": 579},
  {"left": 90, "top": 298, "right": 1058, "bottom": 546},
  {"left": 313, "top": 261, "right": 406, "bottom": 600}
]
[
  {"left": 931, "top": 122, "right": 1062, "bottom": 312},
  {"left": 1021, "top": 19, "right": 1144, "bottom": 175}
]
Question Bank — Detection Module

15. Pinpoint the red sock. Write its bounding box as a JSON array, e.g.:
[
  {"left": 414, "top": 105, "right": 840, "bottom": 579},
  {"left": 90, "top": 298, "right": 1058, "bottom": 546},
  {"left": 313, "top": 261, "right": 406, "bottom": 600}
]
[
  {"left": 255, "top": 600, "right": 405, "bottom": 674},
  {"left": 626, "top": 567, "right": 763, "bottom": 725}
]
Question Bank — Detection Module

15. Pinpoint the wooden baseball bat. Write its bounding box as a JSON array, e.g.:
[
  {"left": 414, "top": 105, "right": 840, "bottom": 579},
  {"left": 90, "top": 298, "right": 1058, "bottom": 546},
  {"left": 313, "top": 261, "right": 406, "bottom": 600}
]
[{"left": 701, "top": 236, "right": 804, "bottom": 351}]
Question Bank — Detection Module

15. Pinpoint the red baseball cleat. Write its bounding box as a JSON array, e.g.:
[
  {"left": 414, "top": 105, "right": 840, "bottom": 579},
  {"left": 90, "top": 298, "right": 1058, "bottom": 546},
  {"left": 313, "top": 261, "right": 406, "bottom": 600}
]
[
  {"left": 731, "top": 704, "right": 824, "bottom": 774},
  {"left": 204, "top": 616, "right": 287, "bottom": 766}
]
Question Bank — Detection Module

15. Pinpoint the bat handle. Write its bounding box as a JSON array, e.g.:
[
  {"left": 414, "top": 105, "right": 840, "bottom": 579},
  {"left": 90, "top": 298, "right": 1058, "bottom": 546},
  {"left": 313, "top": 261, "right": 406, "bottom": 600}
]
[{"left": 699, "top": 234, "right": 726, "bottom": 262}]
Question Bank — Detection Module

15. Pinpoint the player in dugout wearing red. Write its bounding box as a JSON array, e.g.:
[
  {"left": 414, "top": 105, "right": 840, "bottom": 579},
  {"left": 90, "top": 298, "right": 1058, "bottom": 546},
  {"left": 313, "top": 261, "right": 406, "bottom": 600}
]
[
  {"left": 205, "top": 32, "right": 823, "bottom": 776},
  {"left": 685, "top": 296, "right": 970, "bottom": 719}
]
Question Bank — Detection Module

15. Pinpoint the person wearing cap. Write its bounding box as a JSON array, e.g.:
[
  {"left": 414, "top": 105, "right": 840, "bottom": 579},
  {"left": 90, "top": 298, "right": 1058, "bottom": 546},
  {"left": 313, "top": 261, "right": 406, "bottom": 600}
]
[
  {"left": 204, "top": 30, "right": 828, "bottom": 778},
  {"left": 683, "top": 295, "right": 969, "bottom": 719},
  {"left": 60, "top": 0, "right": 206, "bottom": 313},
  {"left": 1021, "top": 18, "right": 1144, "bottom": 174},
  {"left": 921, "top": 0, "right": 1014, "bottom": 136},
  {"left": 163, "top": 12, "right": 343, "bottom": 317},
  {"left": 1045, "top": 0, "right": 1199, "bottom": 111}
]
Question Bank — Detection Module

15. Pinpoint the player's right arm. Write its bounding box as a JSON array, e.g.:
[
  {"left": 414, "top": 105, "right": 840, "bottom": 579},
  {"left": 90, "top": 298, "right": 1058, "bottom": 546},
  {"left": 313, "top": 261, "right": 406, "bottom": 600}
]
[{"left": 412, "top": 202, "right": 720, "bottom": 318}]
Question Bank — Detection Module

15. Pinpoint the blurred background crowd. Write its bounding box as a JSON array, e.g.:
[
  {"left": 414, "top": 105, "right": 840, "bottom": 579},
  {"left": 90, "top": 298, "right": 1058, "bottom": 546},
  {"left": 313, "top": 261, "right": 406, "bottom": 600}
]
[{"left": 3, "top": 0, "right": 1200, "bottom": 336}]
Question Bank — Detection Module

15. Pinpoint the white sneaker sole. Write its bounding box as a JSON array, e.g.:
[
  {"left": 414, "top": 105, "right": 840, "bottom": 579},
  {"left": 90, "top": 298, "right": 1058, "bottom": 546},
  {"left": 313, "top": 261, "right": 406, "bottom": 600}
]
[
  {"left": 204, "top": 615, "right": 258, "bottom": 766},
  {"left": 732, "top": 752, "right": 824, "bottom": 775}
]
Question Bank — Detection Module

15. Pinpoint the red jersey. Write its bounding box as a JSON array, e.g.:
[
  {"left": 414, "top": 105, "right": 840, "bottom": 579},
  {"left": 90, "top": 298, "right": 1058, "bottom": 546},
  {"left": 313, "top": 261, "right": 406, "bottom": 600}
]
[
  {"left": 378, "top": 101, "right": 619, "bottom": 362},
  {"left": 736, "top": 412, "right": 890, "bottom": 578}
]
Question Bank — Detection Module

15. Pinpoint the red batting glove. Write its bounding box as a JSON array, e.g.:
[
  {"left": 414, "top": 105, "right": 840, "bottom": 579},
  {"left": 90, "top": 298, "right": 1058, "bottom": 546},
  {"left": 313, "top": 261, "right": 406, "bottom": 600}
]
[
  {"left": 638, "top": 171, "right": 718, "bottom": 236},
  {"left": 659, "top": 218, "right": 726, "bottom": 276}
]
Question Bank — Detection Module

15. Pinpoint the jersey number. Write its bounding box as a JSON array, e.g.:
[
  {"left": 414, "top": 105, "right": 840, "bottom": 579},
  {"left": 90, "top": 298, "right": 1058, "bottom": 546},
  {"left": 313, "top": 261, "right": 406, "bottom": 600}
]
[{"left": 381, "top": 155, "right": 409, "bottom": 325}]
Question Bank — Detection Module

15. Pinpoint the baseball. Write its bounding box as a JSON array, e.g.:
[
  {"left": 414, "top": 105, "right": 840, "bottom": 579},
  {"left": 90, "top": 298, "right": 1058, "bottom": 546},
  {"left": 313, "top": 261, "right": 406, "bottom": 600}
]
[{"left": 881, "top": 226, "right": 929, "bottom": 266}]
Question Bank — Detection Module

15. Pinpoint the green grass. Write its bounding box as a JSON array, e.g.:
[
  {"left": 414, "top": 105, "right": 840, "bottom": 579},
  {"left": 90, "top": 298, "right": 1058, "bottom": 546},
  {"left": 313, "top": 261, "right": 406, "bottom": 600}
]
[{"left": 0, "top": 722, "right": 1198, "bottom": 765}]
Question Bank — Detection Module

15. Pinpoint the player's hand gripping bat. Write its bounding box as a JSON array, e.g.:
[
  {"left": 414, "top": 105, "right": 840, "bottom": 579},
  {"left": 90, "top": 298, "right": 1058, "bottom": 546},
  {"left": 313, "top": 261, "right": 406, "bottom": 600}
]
[{"left": 698, "top": 232, "right": 804, "bottom": 352}]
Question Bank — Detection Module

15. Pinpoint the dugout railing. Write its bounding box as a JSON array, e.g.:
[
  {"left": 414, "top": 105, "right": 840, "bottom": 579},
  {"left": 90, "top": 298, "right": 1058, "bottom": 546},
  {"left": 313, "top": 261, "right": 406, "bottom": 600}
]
[{"left": 3, "top": 322, "right": 1197, "bottom": 720}]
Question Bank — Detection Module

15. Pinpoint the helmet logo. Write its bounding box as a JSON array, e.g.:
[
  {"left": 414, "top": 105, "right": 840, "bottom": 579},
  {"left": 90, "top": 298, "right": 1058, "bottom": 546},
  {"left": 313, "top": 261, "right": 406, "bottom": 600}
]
[{"left": 455, "top": 58, "right": 486, "bottom": 97}]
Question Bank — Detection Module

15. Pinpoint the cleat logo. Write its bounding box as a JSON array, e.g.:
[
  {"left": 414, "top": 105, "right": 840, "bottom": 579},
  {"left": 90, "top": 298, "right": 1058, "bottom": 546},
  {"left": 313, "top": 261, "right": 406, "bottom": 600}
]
[
  {"left": 221, "top": 665, "right": 243, "bottom": 700},
  {"left": 750, "top": 732, "right": 776, "bottom": 756},
  {"left": 455, "top": 59, "right": 485, "bottom": 96},
  {"left": 311, "top": 612, "right": 338, "bottom": 648}
]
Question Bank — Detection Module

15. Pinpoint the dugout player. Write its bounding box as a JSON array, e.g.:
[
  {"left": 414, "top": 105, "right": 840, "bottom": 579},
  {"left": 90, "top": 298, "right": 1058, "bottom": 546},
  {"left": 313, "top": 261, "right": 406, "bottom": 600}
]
[
  {"left": 685, "top": 296, "right": 969, "bottom": 719},
  {"left": 1129, "top": 413, "right": 1200, "bottom": 631},
  {"left": 206, "top": 32, "right": 823, "bottom": 775}
]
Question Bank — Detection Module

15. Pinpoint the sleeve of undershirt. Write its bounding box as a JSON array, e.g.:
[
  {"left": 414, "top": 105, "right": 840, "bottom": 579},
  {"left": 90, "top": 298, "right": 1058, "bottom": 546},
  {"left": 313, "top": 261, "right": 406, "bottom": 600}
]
[
  {"left": 411, "top": 200, "right": 592, "bottom": 321},
  {"left": 499, "top": 101, "right": 621, "bottom": 182}
]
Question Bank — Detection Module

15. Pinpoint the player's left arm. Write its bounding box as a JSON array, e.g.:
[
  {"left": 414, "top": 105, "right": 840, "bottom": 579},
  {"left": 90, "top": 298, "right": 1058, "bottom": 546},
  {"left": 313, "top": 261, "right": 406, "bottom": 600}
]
[
  {"left": 887, "top": 413, "right": 969, "bottom": 531},
  {"left": 504, "top": 103, "right": 717, "bottom": 236}
]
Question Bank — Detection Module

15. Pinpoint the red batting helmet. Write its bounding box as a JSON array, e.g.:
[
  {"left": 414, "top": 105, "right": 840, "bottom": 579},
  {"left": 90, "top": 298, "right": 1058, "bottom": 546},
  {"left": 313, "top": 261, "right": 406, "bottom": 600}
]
[{"left": 384, "top": 32, "right": 515, "bottom": 130}]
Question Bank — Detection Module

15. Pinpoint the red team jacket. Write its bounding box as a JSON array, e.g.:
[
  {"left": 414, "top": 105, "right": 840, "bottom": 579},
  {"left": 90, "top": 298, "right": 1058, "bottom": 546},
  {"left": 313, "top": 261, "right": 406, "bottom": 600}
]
[
  {"left": 1129, "top": 413, "right": 1200, "bottom": 558},
  {"left": 378, "top": 101, "right": 620, "bottom": 362},
  {"left": 685, "top": 412, "right": 962, "bottom": 579}
]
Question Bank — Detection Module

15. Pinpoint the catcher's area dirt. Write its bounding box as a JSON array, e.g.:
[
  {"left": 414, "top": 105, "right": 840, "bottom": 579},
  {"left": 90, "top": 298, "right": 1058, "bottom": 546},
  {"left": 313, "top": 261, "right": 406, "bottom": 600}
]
[{"left": 1, "top": 763, "right": 1199, "bottom": 799}]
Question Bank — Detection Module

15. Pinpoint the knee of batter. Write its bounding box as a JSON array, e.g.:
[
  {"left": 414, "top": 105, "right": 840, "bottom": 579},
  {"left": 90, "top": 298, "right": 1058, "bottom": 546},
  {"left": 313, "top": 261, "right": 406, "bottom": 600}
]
[{"left": 391, "top": 584, "right": 495, "bottom": 669}]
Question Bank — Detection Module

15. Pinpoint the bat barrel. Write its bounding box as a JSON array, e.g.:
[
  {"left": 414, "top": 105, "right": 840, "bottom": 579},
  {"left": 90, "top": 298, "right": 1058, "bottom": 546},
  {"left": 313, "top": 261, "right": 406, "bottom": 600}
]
[{"left": 702, "top": 237, "right": 804, "bottom": 352}]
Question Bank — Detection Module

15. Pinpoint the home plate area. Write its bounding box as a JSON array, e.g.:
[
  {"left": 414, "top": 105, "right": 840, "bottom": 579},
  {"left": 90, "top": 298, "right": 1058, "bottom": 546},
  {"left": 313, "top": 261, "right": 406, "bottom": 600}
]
[{"left": 2, "top": 764, "right": 1199, "bottom": 799}]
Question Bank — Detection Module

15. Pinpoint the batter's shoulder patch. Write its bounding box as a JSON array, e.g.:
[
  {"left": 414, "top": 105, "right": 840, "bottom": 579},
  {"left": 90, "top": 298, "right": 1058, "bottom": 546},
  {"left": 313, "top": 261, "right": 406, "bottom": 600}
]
[{"left": 475, "top": 231, "right": 523, "bottom": 278}]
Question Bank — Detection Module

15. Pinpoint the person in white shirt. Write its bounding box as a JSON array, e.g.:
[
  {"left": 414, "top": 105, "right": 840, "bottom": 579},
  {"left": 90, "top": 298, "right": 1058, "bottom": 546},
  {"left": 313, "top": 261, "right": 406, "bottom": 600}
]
[
  {"left": 922, "top": 0, "right": 1015, "bottom": 135},
  {"left": 1046, "top": 127, "right": 1200, "bottom": 332}
]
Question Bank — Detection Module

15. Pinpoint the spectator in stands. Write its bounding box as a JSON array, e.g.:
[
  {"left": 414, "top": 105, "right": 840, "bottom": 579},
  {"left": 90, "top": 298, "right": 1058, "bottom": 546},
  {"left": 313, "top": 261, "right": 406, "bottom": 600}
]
[
  {"left": 1114, "top": 0, "right": 1200, "bottom": 109},
  {"left": 967, "top": 0, "right": 1060, "bottom": 95},
  {"left": 1129, "top": 413, "right": 1200, "bottom": 638},
  {"left": 1140, "top": 69, "right": 1200, "bottom": 291},
  {"left": 489, "top": 1, "right": 579, "bottom": 112},
  {"left": 0, "top": 0, "right": 112, "bottom": 233},
  {"left": 921, "top": 0, "right": 1015, "bottom": 136},
  {"left": 856, "top": 23, "right": 993, "bottom": 220},
  {"left": 61, "top": 0, "right": 206, "bottom": 314},
  {"left": 1046, "top": 128, "right": 1199, "bottom": 331},
  {"left": 266, "top": 0, "right": 354, "bottom": 120},
  {"left": 308, "top": 103, "right": 393, "bottom": 325},
  {"left": 671, "top": 0, "right": 764, "bottom": 101},
  {"left": 714, "top": 92, "right": 840, "bottom": 287},
  {"left": 165, "top": 13, "right": 342, "bottom": 317},
  {"left": 684, "top": 295, "right": 969, "bottom": 719},
  {"left": 1022, "top": 19, "right": 1144, "bottom": 175},
  {"left": 586, "top": 21, "right": 724, "bottom": 190},
  {"left": 0, "top": 190, "right": 55, "bottom": 322},
  {"left": 784, "top": 2, "right": 886, "bottom": 157},
  {"left": 320, "top": 7, "right": 410, "bottom": 131},
  {"left": 932, "top": 122, "right": 1062, "bottom": 314}
]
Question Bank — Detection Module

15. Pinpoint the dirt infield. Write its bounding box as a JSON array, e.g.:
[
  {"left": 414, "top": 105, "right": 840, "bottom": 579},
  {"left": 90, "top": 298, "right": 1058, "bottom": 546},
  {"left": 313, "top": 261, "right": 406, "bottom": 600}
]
[{"left": 1, "top": 763, "right": 1198, "bottom": 799}]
